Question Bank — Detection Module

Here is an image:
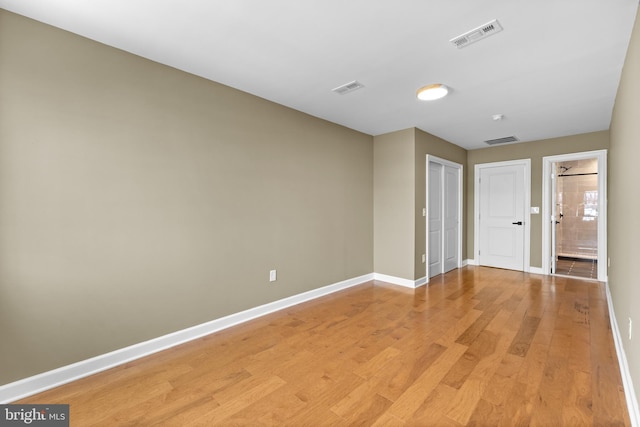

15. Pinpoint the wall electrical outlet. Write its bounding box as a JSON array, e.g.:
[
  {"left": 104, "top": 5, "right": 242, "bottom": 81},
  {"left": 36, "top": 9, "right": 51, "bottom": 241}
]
[
  {"left": 629, "top": 317, "right": 633, "bottom": 340},
  {"left": 269, "top": 270, "right": 277, "bottom": 282},
  {"left": 422, "top": 254, "right": 426, "bottom": 263}
]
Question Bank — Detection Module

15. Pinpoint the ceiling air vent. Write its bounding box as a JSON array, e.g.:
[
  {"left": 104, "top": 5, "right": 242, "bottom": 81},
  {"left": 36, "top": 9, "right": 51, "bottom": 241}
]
[
  {"left": 450, "top": 19, "right": 503, "bottom": 49},
  {"left": 332, "top": 80, "right": 364, "bottom": 95},
  {"left": 484, "top": 136, "right": 519, "bottom": 145}
]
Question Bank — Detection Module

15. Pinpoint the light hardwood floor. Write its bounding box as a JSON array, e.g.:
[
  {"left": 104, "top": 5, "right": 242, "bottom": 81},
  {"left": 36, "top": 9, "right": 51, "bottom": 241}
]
[{"left": 17, "top": 266, "right": 631, "bottom": 426}]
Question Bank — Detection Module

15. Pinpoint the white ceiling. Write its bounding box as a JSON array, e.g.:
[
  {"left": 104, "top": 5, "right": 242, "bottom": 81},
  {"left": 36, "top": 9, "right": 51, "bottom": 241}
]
[{"left": 1, "top": 0, "right": 638, "bottom": 149}]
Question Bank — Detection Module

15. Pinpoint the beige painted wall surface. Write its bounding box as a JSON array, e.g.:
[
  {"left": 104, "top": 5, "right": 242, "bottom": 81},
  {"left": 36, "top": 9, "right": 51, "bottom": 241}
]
[
  {"left": 466, "top": 131, "right": 609, "bottom": 267},
  {"left": 373, "top": 129, "right": 415, "bottom": 280},
  {"left": 0, "top": 11, "right": 373, "bottom": 385},
  {"left": 414, "top": 129, "right": 467, "bottom": 279},
  {"left": 609, "top": 8, "right": 640, "bottom": 410}
]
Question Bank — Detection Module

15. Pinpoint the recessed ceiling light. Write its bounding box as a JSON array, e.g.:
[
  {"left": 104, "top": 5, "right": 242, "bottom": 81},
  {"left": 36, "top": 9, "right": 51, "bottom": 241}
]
[{"left": 416, "top": 84, "right": 449, "bottom": 101}]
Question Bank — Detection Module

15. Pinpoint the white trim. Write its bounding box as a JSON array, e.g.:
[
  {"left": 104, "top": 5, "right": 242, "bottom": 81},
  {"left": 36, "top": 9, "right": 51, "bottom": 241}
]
[
  {"left": 425, "top": 155, "right": 463, "bottom": 282},
  {"left": 373, "top": 273, "right": 426, "bottom": 288},
  {"left": 474, "top": 159, "right": 531, "bottom": 272},
  {"left": 529, "top": 266, "right": 544, "bottom": 275},
  {"left": 605, "top": 282, "right": 640, "bottom": 426},
  {"left": 0, "top": 273, "right": 374, "bottom": 404},
  {"left": 541, "top": 150, "right": 607, "bottom": 282},
  {"left": 464, "top": 259, "right": 476, "bottom": 266},
  {"left": 414, "top": 276, "right": 428, "bottom": 287}
]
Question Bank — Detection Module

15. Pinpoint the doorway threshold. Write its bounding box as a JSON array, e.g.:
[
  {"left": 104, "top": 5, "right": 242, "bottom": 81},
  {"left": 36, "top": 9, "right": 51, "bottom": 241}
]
[{"left": 555, "top": 257, "right": 598, "bottom": 280}]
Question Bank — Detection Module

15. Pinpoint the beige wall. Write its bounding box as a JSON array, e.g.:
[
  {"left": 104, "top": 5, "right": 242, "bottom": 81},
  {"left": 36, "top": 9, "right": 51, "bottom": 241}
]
[
  {"left": 466, "top": 131, "right": 609, "bottom": 267},
  {"left": 373, "top": 128, "right": 467, "bottom": 281},
  {"left": 414, "top": 129, "right": 467, "bottom": 279},
  {"left": 609, "top": 8, "right": 640, "bottom": 409},
  {"left": 373, "top": 129, "right": 415, "bottom": 279},
  {"left": 0, "top": 10, "right": 373, "bottom": 385}
]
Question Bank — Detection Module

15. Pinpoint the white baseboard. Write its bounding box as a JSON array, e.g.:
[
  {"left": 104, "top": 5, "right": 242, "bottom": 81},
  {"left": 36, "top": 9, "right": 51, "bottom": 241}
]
[
  {"left": 605, "top": 282, "right": 640, "bottom": 426},
  {"left": 373, "top": 273, "right": 426, "bottom": 288},
  {"left": 462, "top": 260, "right": 542, "bottom": 275},
  {"left": 0, "top": 273, "right": 374, "bottom": 404},
  {"left": 414, "top": 276, "right": 427, "bottom": 287}
]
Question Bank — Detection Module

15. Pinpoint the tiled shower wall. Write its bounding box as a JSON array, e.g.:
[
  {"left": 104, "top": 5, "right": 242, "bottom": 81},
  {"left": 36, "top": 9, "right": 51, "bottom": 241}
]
[{"left": 556, "top": 159, "right": 598, "bottom": 259}]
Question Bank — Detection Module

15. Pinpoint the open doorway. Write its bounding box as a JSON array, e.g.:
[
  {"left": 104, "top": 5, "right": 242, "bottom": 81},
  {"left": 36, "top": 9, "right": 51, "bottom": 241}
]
[
  {"left": 542, "top": 150, "right": 607, "bottom": 281},
  {"left": 554, "top": 158, "right": 598, "bottom": 279}
]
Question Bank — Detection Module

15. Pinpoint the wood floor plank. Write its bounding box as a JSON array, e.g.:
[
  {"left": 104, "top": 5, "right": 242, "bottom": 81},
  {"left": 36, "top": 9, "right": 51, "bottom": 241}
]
[
  {"left": 369, "top": 342, "right": 446, "bottom": 402},
  {"left": 386, "top": 342, "right": 469, "bottom": 421},
  {"left": 561, "top": 369, "right": 594, "bottom": 425},
  {"left": 528, "top": 351, "right": 572, "bottom": 426},
  {"left": 330, "top": 381, "right": 393, "bottom": 424},
  {"left": 183, "top": 375, "right": 286, "bottom": 425},
  {"left": 471, "top": 286, "right": 504, "bottom": 310},
  {"left": 284, "top": 372, "right": 365, "bottom": 424},
  {"left": 499, "top": 381, "right": 535, "bottom": 427},
  {"left": 14, "top": 266, "right": 630, "bottom": 426},
  {"left": 445, "top": 305, "right": 524, "bottom": 425},
  {"left": 442, "top": 330, "right": 498, "bottom": 390},
  {"left": 434, "top": 308, "right": 483, "bottom": 347},
  {"left": 370, "top": 411, "right": 406, "bottom": 427},
  {"left": 222, "top": 385, "right": 308, "bottom": 426},
  {"left": 500, "top": 342, "right": 557, "bottom": 424},
  {"left": 409, "top": 383, "right": 460, "bottom": 425},
  {"left": 477, "top": 353, "right": 524, "bottom": 407},
  {"left": 353, "top": 346, "right": 402, "bottom": 380},
  {"left": 466, "top": 398, "right": 504, "bottom": 426},
  {"left": 507, "top": 315, "right": 541, "bottom": 357},
  {"left": 455, "top": 303, "right": 502, "bottom": 346}
]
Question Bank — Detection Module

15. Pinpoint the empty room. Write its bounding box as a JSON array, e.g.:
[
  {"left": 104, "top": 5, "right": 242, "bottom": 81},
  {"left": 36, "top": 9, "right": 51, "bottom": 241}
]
[{"left": 1, "top": 1, "right": 640, "bottom": 425}]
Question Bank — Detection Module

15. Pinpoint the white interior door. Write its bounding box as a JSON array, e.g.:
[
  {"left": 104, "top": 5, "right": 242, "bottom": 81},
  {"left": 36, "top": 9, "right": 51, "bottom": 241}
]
[
  {"left": 443, "top": 165, "right": 459, "bottom": 273},
  {"left": 428, "top": 162, "right": 443, "bottom": 278},
  {"left": 478, "top": 163, "right": 526, "bottom": 271}
]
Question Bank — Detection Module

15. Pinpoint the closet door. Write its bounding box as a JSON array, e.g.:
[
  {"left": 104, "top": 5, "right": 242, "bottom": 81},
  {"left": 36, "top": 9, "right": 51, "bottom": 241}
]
[
  {"left": 428, "top": 162, "right": 443, "bottom": 278},
  {"left": 443, "top": 165, "right": 459, "bottom": 273}
]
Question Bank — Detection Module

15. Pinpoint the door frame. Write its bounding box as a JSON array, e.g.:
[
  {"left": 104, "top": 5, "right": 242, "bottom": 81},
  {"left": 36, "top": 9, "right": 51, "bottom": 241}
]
[
  {"left": 425, "top": 155, "right": 463, "bottom": 282},
  {"left": 542, "top": 150, "right": 607, "bottom": 281},
  {"left": 474, "top": 159, "right": 531, "bottom": 272}
]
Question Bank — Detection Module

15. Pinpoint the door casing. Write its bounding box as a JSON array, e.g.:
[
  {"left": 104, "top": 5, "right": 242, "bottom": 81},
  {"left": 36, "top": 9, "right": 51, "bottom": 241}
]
[{"left": 542, "top": 150, "right": 607, "bottom": 281}]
